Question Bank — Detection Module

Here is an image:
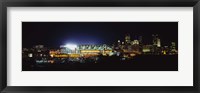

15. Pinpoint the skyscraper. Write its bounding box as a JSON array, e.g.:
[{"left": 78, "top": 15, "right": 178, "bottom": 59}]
[
  {"left": 157, "top": 38, "right": 161, "bottom": 47},
  {"left": 170, "top": 42, "right": 177, "bottom": 54},
  {"left": 131, "top": 40, "right": 139, "bottom": 45},
  {"left": 152, "top": 34, "right": 158, "bottom": 46},
  {"left": 125, "top": 34, "right": 131, "bottom": 44},
  {"left": 152, "top": 34, "right": 161, "bottom": 47}
]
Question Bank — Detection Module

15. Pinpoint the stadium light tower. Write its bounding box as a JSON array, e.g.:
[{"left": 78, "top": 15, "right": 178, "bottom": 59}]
[{"left": 65, "top": 44, "right": 77, "bottom": 50}]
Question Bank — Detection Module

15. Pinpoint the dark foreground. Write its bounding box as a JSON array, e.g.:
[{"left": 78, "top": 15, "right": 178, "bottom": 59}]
[{"left": 22, "top": 55, "right": 178, "bottom": 71}]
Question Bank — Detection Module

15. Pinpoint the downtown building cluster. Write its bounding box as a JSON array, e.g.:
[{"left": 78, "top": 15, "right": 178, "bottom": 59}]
[{"left": 22, "top": 34, "right": 178, "bottom": 64}]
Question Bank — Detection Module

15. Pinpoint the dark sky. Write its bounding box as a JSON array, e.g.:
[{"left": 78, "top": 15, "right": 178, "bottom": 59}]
[{"left": 22, "top": 22, "right": 178, "bottom": 48}]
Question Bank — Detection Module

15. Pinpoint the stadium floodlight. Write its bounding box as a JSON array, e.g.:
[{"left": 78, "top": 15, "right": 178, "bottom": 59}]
[{"left": 65, "top": 43, "right": 77, "bottom": 50}]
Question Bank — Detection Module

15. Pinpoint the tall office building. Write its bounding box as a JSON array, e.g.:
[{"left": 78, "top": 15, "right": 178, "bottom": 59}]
[
  {"left": 125, "top": 34, "right": 131, "bottom": 44},
  {"left": 152, "top": 34, "right": 161, "bottom": 47},
  {"left": 152, "top": 34, "right": 158, "bottom": 46},
  {"left": 131, "top": 40, "right": 139, "bottom": 45},
  {"left": 157, "top": 38, "right": 161, "bottom": 47},
  {"left": 171, "top": 42, "right": 176, "bottom": 49},
  {"left": 170, "top": 42, "right": 177, "bottom": 54}
]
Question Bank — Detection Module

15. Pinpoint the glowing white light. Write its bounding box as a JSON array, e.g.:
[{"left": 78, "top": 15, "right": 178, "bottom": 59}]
[
  {"left": 65, "top": 44, "right": 77, "bottom": 50},
  {"left": 28, "top": 53, "right": 33, "bottom": 57}
]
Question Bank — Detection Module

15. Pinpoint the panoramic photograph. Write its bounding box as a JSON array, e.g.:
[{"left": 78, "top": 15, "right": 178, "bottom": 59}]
[{"left": 22, "top": 22, "right": 178, "bottom": 71}]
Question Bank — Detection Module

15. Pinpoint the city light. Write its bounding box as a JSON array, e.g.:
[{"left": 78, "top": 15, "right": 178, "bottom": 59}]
[
  {"left": 65, "top": 44, "right": 77, "bottom": 50},
  {"left": 22, "top": 22, "right": 178, "bottom": 71},
  {"left": 22, "top": 33, "right": 178, "bottom": 71}
]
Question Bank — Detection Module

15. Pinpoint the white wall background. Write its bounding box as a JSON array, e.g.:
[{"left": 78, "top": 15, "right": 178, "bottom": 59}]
[{"left": 7, "top": 7, "right": 193, "bottom": 86}]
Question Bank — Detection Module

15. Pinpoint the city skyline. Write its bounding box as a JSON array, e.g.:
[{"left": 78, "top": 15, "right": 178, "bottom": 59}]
[
  {"left": 22, "top": 22, "right": 178, "bottom": 71},
  {"left": 22, "top": 22, "right": 178, "bottom": 48},
  {"left": 23, "top": 33, "right": 177, "bottom": 49}
]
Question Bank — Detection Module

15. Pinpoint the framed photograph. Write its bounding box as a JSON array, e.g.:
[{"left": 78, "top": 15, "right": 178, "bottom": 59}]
[{"left": 0, "top": 0, "right": 199, "bottom": 93}]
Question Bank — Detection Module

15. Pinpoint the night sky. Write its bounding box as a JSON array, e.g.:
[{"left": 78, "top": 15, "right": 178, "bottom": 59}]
[{"left": 22, "top": 22, "right": 178, "bottom": 48}]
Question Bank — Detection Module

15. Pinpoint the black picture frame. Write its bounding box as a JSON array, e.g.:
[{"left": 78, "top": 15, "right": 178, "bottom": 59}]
[{"left": 0, "top": 0, "right": 199, "bottom": 93}]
